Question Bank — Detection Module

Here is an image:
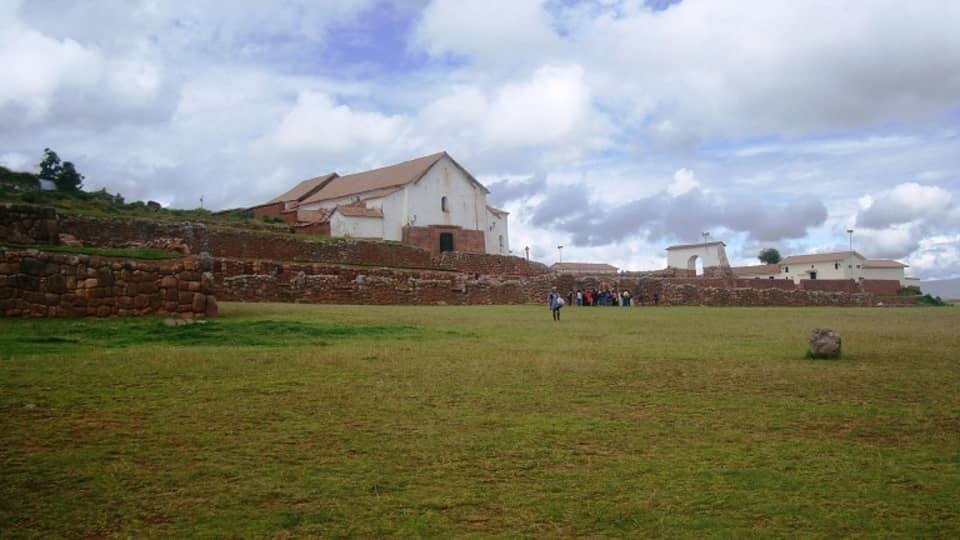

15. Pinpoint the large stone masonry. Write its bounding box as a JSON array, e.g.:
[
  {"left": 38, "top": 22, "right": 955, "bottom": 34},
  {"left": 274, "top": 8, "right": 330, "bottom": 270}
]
[{"left": 0, "top": 249, "right": 217, "bottom": 318}]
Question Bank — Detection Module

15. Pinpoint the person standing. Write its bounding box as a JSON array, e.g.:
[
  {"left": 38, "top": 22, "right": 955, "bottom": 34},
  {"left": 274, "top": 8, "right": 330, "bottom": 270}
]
[{"left": 548, "top": 286, "right": 563, "bottom": 321}]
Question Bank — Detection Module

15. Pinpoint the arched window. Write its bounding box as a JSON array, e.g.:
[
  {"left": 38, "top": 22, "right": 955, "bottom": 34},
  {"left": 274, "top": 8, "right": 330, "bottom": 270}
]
[{"left": 441, "top": 196, "right": 448, "bottom": 212}]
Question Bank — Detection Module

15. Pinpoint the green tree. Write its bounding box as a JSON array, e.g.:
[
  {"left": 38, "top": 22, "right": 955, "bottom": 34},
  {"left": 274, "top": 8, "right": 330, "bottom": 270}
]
[
  {"left": 56, "top": 161, "right": 84, "bottom": 192},
  {"left": 758, "top": 247, "right": 782, "bottom": 264},
  {"left": 38, "top": 148, "right": 62, "bottom": 184}
]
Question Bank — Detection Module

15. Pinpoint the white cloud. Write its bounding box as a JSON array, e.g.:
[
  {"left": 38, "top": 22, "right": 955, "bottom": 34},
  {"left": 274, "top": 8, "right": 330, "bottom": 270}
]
[
  {"left": 667, "top": 168, "right": 698, "bottom": 197},
  {"left": 906, "top": 234, "right": 960, "bottom": 280},
  {"left": 414, "top": 0, "right": 559, "bottom": 66},
  {"left": 857, "top": 182, "right": 952, "bottom": 229},
  {"left": 482, "top": 65, "right": 591, "bottom": 146},
  {"left": 0, "top": 25, "right": 102, "bottom": 121},
  {"left": 265, "top": 91, "right": 405, "bottom": 154}
]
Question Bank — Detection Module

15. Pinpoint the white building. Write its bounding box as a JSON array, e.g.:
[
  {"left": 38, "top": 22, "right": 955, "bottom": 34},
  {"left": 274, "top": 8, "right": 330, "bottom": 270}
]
[
  {"left": 780, "top": 251, "right": 913, "bottom": 285},
  {"left": 665, "top": 241, "right": 731, "bottom": 275},
  {"left": 253, "top": 152, "right": 509, "bottom": 255}
]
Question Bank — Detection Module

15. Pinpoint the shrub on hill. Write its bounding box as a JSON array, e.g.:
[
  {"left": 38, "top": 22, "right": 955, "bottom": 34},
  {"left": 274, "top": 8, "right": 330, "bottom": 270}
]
[{"left": 916, "top": 294, "right": 950, "bottom": 306}]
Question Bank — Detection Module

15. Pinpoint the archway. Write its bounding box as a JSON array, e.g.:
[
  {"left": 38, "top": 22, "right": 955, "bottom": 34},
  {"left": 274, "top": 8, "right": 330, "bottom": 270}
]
[{"left": 687, "top": 254, "right": 704, "bottom": 276}]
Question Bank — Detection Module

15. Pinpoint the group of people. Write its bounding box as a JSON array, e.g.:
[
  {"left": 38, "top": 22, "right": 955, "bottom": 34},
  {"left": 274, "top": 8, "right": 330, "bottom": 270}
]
[
  {"left": 568, "top": 288, "right": 632, "bottom": 307},
  {"left": 547, "top": 286, "right": 660, "bottom": 320}
]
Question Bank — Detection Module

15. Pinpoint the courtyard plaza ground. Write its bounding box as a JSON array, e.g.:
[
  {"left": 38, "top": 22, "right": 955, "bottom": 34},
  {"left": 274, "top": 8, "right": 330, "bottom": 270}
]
[{"left": 1, "top": 303, "right": 958, "bottom": 537}]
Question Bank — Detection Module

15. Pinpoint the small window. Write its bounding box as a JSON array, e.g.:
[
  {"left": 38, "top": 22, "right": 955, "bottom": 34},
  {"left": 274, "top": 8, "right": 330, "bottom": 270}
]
[
  {"left": 835, "top": 263, "right": 840, "bottom": 270},
  {"left": 856, "top": 264, "right": 861, "bottom": 268},
  {"left": 441, "top": 196, "right": 448, "bottom": 212},
  {"left": 784, "top": 266, "right": 789, "bottom": 273}
]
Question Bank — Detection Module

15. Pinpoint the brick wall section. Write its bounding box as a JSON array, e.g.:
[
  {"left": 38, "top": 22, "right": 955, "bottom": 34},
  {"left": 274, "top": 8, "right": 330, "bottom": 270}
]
[
  {"left": 292, "top": 221, "right": 331, "bottom": 236},
  {"left": 799, "top": 279, "right": 861, "bottom": 293},
  {"left": 0, "top": 249, "right": 218, "bottom": 318},
  {"left": 0, "top": 204, "right": 60, "bottom": 244},
  {"left": 861, "top": 279, "right": 901, "bottom": 295},
  {"left": 402, "top": 225, "right": 486, "bottom": 254}
]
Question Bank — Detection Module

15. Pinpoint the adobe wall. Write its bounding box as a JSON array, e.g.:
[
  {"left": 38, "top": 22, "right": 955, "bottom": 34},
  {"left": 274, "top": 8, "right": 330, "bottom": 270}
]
[
  {"left": 250, "top": 202, "right": 299, "bottom": 225},
  {"left": 861, "top": 279, "right": 902, "bottom": 295},
  {"left": 797, "top": 279, "right": 859, "bottom": 293},
  {"left": 402, "top": 225, "right": 486, "bottom": 254},
  {"left": 0, "top": 249, "right": 217, "bottom": 318}
]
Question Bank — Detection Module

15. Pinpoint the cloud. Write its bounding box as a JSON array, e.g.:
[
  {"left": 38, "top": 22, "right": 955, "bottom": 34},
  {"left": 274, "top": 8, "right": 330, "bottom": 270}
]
[
  {"left": 523, "top": 177, "right": 828, "bottom": 247},
  {"left": 413, "top": 0, "right": 559, "bottom": 66},
  {"left": 907, "top": 234, "right": 960, "bottom": 280},
  {"left": 856, "top": 182, "right": 953, "bottom": 229},
  {"left": 667, "top": 168, "right": 698, "bottom": 196},
  {"left": 486, "top": 174, "right": 547, "bottom": 207},
  {"left": 482, "top": 65, "right": 591, "bottom": 146},
  {"left": 265, "top": 91, "right": 405, "bottom": 154}
]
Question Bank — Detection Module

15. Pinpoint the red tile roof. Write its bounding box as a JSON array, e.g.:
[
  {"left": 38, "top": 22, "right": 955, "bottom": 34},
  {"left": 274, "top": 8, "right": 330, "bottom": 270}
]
[
  {"left": 335, "top": 206, "right": 383, "bottom": 218},
  {"left": 781, "top": 251, "right": 864, "bottom": 265},
  {"left": 731, "top": 264, "right": 781, "bottom": 275},
  {"left": 864, "top": 259, "right": 908, "bottom": 268}
]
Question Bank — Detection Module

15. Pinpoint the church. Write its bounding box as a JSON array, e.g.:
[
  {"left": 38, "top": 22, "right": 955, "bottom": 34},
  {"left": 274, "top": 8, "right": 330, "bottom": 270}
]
[{"left": 250, "top": 152, "right": 510, "bottom": 255}]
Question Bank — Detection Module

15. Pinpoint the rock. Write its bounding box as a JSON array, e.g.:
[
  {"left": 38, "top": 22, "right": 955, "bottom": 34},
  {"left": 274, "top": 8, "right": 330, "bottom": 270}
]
[
  {"left": 809, "top": 328, "right": 841, "bottom": 359},
  {"left": 58, "top": 233, "right": 83, "bottom": 246},
  {"left": 163, "top": 318, "right": 194, "bottom": 327}
]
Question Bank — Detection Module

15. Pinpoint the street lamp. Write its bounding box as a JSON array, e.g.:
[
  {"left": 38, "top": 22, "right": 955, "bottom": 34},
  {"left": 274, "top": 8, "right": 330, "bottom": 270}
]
[
  {"left": 846, "top": 229, "right": 854, "bottom": 250},
  {"left": 524, "top": 246, "right": 530, "bottom": 261},
  {"left": 702, "top": 231, "right": 710, "bottom": 243},
  {"left": 557, "top": 245, "right": 564, "bottom": 264}
]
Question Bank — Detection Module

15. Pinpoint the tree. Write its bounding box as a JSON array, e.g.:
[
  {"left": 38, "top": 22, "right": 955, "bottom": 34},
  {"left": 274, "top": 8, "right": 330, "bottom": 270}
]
[
  {"left": 38, "top": 148, "right": 62, "bottom": 184},
  {"left": 56, "top": 161, "right": 84, "bottom": 192},
  {"left": 758, "top": 248, "right": 782, "bottom": 265},
  {"left": 37, "top": 148, "right": 84, "bottom": 192}
]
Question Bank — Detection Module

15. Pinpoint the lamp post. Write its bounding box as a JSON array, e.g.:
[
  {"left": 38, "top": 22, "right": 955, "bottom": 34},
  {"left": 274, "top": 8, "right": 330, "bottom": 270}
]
[
  {"left": 702, "top": 231, "right": 710, "bottom": 243},
  {"left": 846, "top": 229, "right": 854, "bottom": 250},
  {"left": 524, "top": 246, "right": 530, "bottom": 261},
  {"left": 557, "top": 245, "right": 563, "bottom": 264}
]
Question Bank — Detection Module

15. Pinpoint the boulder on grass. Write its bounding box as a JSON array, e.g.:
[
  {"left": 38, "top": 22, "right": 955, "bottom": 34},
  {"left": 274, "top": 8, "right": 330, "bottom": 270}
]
[{"left": 809, "top": 328, "right": 841, "bottom": 359}]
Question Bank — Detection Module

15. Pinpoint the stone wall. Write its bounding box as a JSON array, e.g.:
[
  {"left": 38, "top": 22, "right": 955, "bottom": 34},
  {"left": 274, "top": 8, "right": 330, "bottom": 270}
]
[
  {"left": 214, "top": 258, "right": 553, "bottom": 306},
  {"left": 432, "top": 251, "right": 549, "bottom": 277},
  {"left": 212, "top": 262, "right": 882, "bottom": 308},
  {"left": 56, "top": 214, "right": 548, "bottom": 277},
  {"left": 0, "top": 204, "right": 60, "bottom": 244},
  {"left": 0, "top": 249, "right": 217, "bottom": 318},
  {"left": 659, "top": 282, "right": 873, "bottom": 307}
]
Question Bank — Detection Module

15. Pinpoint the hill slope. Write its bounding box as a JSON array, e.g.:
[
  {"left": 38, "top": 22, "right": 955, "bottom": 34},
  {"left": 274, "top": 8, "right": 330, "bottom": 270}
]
[{"left": 921, "top": 278, "right": 960, "bottom": 300}]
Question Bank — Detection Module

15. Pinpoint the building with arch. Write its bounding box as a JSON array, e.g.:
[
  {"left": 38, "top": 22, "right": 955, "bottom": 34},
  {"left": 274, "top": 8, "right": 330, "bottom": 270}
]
[
  {"left": 251, "top": 152, "right": 509, "bottom": 255},
  {"left": 665, "top": 241, "right": 731, "bottom": 275}
]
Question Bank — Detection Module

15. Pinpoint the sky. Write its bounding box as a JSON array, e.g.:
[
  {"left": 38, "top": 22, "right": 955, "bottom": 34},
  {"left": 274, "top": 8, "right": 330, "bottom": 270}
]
[{"left": 2, "top": 0, "right": 959, "bottom": 279}]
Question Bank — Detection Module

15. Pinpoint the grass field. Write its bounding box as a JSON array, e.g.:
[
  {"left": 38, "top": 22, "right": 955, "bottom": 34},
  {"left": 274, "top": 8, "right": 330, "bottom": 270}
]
[{"left": 2, "top": 303, "right": 959, "bottom": 537}]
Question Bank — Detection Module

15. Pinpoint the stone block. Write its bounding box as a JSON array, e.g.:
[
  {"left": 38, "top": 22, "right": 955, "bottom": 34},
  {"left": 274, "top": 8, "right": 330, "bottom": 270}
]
[
  {"left": 205, "top": 295, "right": 219, "bottom": 317},
  {"left": 808, "top": 328, "right": 841, "bottom": 359},
  {"left": 192, "top": 293, "right": 206, "bottom": 312}
]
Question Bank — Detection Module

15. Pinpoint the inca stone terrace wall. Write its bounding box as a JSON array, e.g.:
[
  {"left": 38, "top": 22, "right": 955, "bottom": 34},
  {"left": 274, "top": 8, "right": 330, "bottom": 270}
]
[{"left": 0, "top": 249, "right": 217, "bottom": 318}]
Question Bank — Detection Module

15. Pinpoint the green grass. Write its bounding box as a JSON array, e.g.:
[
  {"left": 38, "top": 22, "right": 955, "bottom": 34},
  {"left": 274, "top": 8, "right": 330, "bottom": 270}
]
[
  {"left": 1, "top": 243, "right": 183, "bottom": 260},
  {"left": 2, "top": 304, "right": 959, "bottom": 537}
]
